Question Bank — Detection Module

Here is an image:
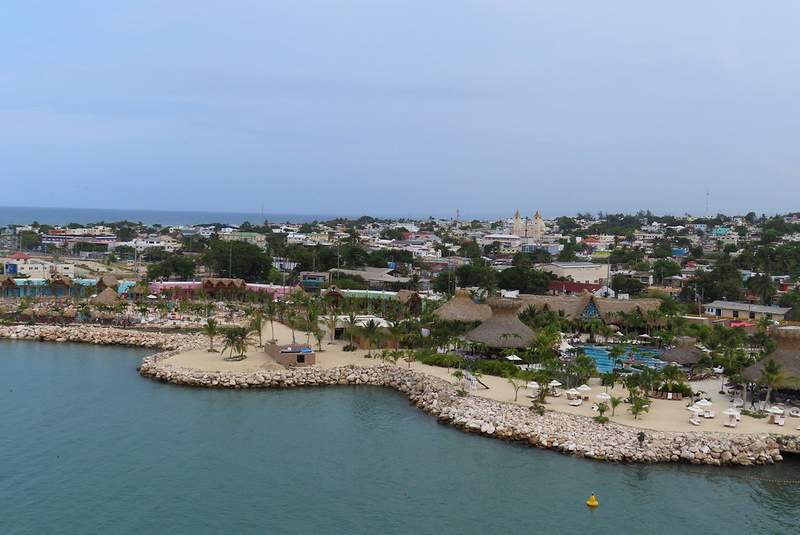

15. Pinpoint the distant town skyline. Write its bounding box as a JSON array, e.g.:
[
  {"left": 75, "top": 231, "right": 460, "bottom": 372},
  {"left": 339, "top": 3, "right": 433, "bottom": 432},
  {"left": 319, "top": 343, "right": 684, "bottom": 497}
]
[{"left": 4, "top": 2, "right": 800, "bottom": 216}]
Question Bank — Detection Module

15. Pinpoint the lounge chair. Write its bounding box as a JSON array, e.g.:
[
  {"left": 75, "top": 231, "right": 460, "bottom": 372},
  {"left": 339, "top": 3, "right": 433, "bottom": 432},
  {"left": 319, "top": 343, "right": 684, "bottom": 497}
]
[
  {"left": 569, "top": 398, "right": 582, "bottom": 407},
  {"left": 724, "top": 420, "right": 738, "bottom": 428},
  {"left": 703, "top": 411, "right": 715, "bottom": 419},
  {"left": 777, "top": 417, "right": 785, "bottom": 427},
  {"left": 667, "top": 393, "right": 673, "bottom": 400},
  {"left": 690, "top": 418, "right": 701, "bottom": 426}
]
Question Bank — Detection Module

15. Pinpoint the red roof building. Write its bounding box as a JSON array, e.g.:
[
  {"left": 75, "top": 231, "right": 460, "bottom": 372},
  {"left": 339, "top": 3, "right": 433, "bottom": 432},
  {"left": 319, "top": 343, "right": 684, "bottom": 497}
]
[
  {"left": 548, "top": 280, "right": 602, "bottom": 295},
  {"left": 9, "top": 252, "right": 30, "bottom": 261}
]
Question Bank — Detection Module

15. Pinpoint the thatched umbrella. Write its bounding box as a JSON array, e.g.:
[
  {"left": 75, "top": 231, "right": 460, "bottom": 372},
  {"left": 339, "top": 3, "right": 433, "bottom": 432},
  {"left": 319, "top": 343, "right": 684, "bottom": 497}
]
[
  {"left": 743, "top": 326, "right": 800, "bottom": 390},
  {"left": 433, "top": 289, "right": 491, "bottom": 323},
  {"left": 91, "top": 287, "right": 121, "bottom": 307},
  {"left": 464, "top": 297, "right": 534, "bottom": 349},
  {"left": 660, "top": 336, "right": 704, "bottom": 366}
]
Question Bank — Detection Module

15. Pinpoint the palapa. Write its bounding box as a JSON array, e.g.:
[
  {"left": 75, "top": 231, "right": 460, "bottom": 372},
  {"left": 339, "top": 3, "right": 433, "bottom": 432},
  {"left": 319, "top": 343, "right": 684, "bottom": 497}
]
[
  {"left": 465, "top": 297, "right": 534, "bottom": 348},
  {"left": 743, "top": 326, "right": 800, "bottom": 389},
  {"left": 660, "top": 336, "right": 704, "bottom": 366},
  {"left": 91, "top": 287, "right": 121, "bottom": 307},
  {"left": 433, "top": 289, "right": 491, "bottom": 323}
]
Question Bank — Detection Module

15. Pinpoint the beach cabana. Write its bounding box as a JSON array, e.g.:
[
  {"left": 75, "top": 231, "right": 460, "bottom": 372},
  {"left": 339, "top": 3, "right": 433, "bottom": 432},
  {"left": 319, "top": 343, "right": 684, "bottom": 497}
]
[
  {"left": 464, "top": 297, "right": 534, "bottom": 349},
  {"left": 91, "top": 287, "right": 121, "bottom": 307},
  {"left": 742, "top": 326, "right": 800, "bottom": 390},
  {"left": 660, "top": 337, "right": 704, "bottom": 367},
  {"left": 433, "top": 289, "right": 491, "bottom": 323},
  {"left": 96, "top": 275, "right": 119, "bottom": 293}
]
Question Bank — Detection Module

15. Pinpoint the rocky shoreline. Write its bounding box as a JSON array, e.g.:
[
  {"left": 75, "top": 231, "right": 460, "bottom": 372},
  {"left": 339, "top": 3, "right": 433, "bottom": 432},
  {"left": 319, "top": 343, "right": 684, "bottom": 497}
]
[{"left": 3, "top": 324, "right": 798, "bottom": 466}]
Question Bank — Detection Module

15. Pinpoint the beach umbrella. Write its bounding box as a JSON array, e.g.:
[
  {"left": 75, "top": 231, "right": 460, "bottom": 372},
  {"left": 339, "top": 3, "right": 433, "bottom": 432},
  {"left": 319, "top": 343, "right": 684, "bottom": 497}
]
[
  {"left": 595, "top": 392, "right": 611, "bottom": 401},
  {"left": 722, "top": 408, "right": 740, "bottom": 416},
  {"left": 639, "top": 334, "right": 651, "bottom": 339},
  {"left": 695, "top": 399, "right": 713, "bottom": 408},
  {"left": 688, "top": 406, "right": 703, "bottom": 413},
  {"left": 526, "top": 381, "right": 539, "bottom": 390},
  {"left": 548, "top": 380, "right": 562, "bottom": 387},
  {"left": 577, "top": 384, "right": 592, "bottom": 392},
  {"left": 566, "top": 388, "right": 579, "bottom": 395},
  {"left": 767, "top": 407, "right": 784, "bottom": 415},
  {"left": 505, "top": 355, "right": 522, "bottom": 361}
]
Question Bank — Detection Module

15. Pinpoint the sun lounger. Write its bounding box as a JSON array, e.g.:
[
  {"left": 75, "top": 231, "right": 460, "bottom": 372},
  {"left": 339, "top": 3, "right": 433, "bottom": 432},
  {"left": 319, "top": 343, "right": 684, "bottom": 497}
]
[
  {"left": 703, "top": 411, "right": 715, "bottom": 419},
  {"left": 724, "top": 420, "right": 737, "bottom": 428},
  {"left": 690, "top": 418, "right": 701, "bottom": 426},
  {"left": 569, "top": 399, "right": 582, "bottom": 407},
  {"left": 667, "top": 393, "right": 673, "bottom": 400},
  {"left": 777, "top": 417, "right": 785, "bottom": 427}
]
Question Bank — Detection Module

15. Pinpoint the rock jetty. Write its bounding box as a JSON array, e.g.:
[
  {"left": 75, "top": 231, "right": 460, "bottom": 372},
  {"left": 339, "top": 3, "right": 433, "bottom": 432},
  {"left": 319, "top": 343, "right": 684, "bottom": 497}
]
[
  {"left": 0, "top": 324, "right": 201, "bottom": 351},
  {"left": 140, "top": 354, "right": 800, "bottom": 467},
  {"left": 4, "top": 324, "right": 798, "bottom": 466}
]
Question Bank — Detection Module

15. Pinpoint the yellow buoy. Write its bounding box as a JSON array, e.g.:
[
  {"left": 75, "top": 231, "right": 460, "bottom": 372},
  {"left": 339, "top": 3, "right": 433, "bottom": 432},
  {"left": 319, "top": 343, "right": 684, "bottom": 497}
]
[{"left": 586, "top": 494, "right": 599, "bottom": 508}]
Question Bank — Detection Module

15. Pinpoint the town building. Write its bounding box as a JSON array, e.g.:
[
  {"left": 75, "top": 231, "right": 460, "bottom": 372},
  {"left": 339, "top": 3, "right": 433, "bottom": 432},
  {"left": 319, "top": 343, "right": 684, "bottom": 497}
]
[
  {"left": 703, "top": 300, "right": 792, "bottom": 322},
  {"left": 538, "top": 262, "right": 608, "bottom": 284}
]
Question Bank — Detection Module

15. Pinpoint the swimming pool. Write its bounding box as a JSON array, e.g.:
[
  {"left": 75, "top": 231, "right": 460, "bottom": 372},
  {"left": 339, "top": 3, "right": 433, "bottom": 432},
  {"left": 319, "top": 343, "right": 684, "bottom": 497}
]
[{"left": 580, "top": 345, "right": 665, "bottom": 374}]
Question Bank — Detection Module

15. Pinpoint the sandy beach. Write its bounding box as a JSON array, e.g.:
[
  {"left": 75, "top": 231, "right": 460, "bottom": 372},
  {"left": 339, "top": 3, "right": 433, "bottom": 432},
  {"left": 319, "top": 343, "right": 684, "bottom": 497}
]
[{"left": 160, "top": 320, "right": 800, "bottom": 437}]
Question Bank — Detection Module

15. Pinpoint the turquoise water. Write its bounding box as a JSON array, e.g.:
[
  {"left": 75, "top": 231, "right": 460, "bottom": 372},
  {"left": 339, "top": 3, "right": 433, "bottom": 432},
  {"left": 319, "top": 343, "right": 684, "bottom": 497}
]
[
  {"left": 1, "top": 341, "right": 799, "bottom": 534},
  {"left": 582, "top": 345, "right": 666, "bottom": 373}
]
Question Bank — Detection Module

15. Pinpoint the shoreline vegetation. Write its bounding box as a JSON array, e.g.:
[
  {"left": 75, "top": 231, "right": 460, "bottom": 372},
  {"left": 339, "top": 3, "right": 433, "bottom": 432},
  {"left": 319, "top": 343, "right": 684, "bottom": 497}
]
[{"left": 3, "top": 323, "right": 798, "bottom": 467}]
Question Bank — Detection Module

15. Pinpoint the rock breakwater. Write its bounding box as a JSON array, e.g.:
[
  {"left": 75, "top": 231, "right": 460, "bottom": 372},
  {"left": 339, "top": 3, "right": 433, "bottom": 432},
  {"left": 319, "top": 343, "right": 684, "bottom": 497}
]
[
  {"left": 140, "top": 355, "right": 799, "bottom": 467},
  {"left": 0, "top": 324, "right": 202, "bottom": 351}
]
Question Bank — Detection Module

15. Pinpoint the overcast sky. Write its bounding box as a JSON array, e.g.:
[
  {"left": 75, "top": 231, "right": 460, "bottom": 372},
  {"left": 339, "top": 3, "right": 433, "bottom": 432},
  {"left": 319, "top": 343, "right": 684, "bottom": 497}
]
[{"left": 2, "top": 1, "right": 799, "bottom": 219}]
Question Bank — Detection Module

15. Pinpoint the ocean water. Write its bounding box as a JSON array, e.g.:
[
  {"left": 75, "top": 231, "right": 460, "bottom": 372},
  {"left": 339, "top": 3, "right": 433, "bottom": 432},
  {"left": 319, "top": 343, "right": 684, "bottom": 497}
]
[
  {"left": 1, "top": 341, "right": 798, "bottom": 535},
  {"left": 0, "top": 206, "right": 336, "bottom": 227}
]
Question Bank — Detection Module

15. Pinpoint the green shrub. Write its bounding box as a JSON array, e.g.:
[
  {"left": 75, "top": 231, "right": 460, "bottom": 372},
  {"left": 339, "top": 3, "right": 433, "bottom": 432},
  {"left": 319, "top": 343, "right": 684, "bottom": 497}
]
[{"left": 593, "top": 415, "right": 609, "bottom": 424}]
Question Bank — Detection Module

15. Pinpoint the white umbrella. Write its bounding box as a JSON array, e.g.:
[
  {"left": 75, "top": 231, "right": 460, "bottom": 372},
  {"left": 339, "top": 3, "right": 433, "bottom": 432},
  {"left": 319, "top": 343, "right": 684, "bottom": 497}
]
[
  {"left": 595, "top": 392, "right": 611, "bottom": 401},
  {"left": 548, "top": 380, "right": 562, "bottom": 387},
  {"left": 147, "top": 294, "right": 158, "bottom": 299},
  {"left": 639, "top": 333, "right": 651, "bottom": 339},
  {"left": 566, "top": 388, "right": 579, "bottom": 395},
  {"left": 767, "top": 407, "right": 784, "bottom": 415},
  {"left": 695, "top": 399, "right": 713, "bottom": 408},
  {"left": 526, "top": 381, "right": 539, "bottom": 389},
  {"left": 688, "top": 406, "right": 703, "bottom": 413},
  {"left": 722, "top": 408, "right": 740, "bottom": 416},
  {"left": 577, "top": 384, "right": 592, "bottom": 392},
  {"left": 505, "top": 355, "right": 522, "bottom": 361}
]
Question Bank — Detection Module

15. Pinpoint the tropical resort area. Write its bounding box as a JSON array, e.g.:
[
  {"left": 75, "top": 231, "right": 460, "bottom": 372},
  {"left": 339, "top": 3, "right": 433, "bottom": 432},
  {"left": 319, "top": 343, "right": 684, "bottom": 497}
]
[{"left": 2, "top": 275, "right": 799, "bottom": 467}]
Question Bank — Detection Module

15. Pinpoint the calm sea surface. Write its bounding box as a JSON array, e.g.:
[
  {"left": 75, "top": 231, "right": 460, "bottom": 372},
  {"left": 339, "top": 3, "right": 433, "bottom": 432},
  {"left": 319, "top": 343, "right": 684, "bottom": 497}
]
[
  {"left": 0, "top": 206, "right": 335, "bottom": 226},
  {"left": 1, "top": 341, "right": 798, "bottom": 535}
]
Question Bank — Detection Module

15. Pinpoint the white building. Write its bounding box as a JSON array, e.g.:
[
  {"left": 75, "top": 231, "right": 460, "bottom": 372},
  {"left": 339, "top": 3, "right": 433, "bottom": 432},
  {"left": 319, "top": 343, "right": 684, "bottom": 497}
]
[{"left": 538, "top": 262, "right": 608, "bottom": 284}]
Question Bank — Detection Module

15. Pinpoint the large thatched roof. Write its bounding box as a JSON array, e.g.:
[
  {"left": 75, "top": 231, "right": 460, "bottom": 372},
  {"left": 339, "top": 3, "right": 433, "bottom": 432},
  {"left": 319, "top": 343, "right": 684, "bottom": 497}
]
[
  {"left": 97, "top": 275, "right": 119, "bottom": 289},
  {"left": 743, "top": 326, "right": 800, "bottom": 389},
  {"left": 0, "top": 275, "right": 17, "bottom": 288},
  {"left": 465, "top": 297, "right": 534, "bottom": 348},
  {"left": 517, "top": 293, "right": 661, "bottom": 322},
  {"left": 91, "top": 287, "right": 121, "bottom": 307},
  {"left": 661, "top": 336, "right": 704, "bottom": 366},
  {"left": 433, "top": 289, "right": 491, "bottom": 323},
  {"left": 48, "top": 274, "right": 73, "bottom": 287}
]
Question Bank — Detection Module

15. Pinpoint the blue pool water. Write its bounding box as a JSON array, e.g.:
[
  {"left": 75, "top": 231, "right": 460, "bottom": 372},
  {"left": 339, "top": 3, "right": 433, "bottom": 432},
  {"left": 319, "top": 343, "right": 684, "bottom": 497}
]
[{"left": 581, "top": 345, "right": 665, "bottom": 374}]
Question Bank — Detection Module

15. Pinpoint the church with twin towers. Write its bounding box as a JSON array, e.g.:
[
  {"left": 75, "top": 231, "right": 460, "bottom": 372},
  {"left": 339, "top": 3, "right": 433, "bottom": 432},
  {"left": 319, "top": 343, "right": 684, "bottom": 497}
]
[{"left": 511, "top": 210, "right": 547, "bottom": 242}]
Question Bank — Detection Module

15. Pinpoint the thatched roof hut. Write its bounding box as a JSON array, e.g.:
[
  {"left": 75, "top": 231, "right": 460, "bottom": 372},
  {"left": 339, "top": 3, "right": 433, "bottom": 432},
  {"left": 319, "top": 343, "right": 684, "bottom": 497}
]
[
  {"left": 0, "top": 275, "right": 17, "bottom": 289},
  {"left": 660, "top": 336, "right": 704, "bottom": 366},
  {"left": 91, "top": 287, "right": 121, "bottom": 307},
  {"left": 464, "top": 297, "right": 534, "bottom": 349},
  {"left": 517, "top": 293, "right": 661, "bottom": 323},
  {"left": 433, "top": 289, "right": 491, "bottom": 323},
  {"left": 743, "top": 326, "right": 800, "bottom": 389},
  {"left": 96, "top": 275, "right": 119, "bottom": 292}
]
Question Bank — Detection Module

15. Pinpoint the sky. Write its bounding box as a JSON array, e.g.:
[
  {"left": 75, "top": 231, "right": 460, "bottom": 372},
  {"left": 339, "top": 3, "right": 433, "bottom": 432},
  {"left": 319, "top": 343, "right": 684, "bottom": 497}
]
[{"left": 2, "top": 1, "right": 799, "bottom": 220}]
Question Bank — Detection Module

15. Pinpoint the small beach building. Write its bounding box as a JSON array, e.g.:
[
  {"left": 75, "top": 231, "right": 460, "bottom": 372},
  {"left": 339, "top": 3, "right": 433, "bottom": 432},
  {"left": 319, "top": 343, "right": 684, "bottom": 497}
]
[
  {"left": 266, "top": 343, "right": 316, "bottom": 367},
  {"left": 433, "top": 289, "right": 491, "bottom": 323},
  {"left": 465, "top": 297, "right": 535, "bottom": 349},
  {"left": 660, "top": 337, "right": 704, "bottom": 367},
  {"left": 703, "top": 300, "right": 791, "bottom": 322},
  {"left": 743, "top": 326, "right": 800, "bottom": 390}
]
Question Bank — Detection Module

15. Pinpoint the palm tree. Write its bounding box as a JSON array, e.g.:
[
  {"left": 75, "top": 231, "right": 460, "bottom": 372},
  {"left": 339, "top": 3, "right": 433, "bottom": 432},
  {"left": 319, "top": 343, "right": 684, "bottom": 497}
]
[
  {"left": 264, "top": 293, "right": 277, "bottom": 343},
  {"left": 759, "top": 359, "right": 783, "bottom": 409},
  {"left": 221, "top": 326, "right": 251, "bottom": 360},
  {"left": 343, "top": 312, "right": 359, "bottom": 350},
  {"left": 600, "top": 372, "right": 616, "bottom": 393},
  {"left": 506, "top": 371, "right": 527, "bottom": 402},
  {"left": 609, "top": 395, "right": 623, "bottom": 416},
  {"left": 326, "top": 302, "right": 339, "bottom": 344},
  {"left": 249, "top": 310, "right": 265, "bottom": 348},
  {"left": 202, "top": 318, "right": 219, "bottom": 352},
  {"left": 362, "top": 319, "right": 381, "bottom": 357},
  {"left": 628, "top": 396, "right": 650, "bottom": 420}
]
